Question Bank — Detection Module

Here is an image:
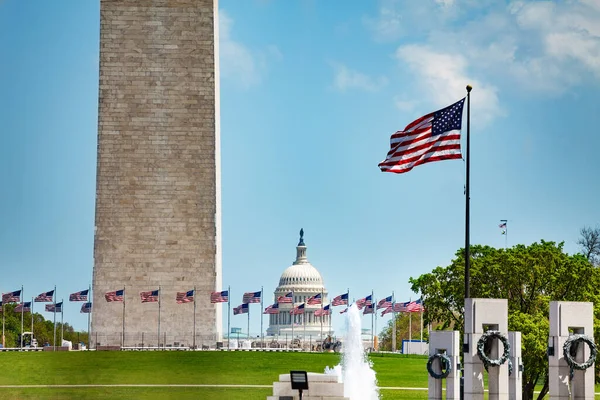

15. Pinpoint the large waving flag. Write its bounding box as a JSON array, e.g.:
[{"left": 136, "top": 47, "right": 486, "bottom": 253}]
[
  {"left": 15, "top": 302, "right": 31, "bottom": 313},
  {"left": 290, "top": 303, "right": 305, "bottom": 315},
  {"left": 381, "top": 306, "right": 393, "bottom": 317},
  {"left": 363, "top": 304, "right": 375, "bottom": 315},
  {"left": 379, "top": 98, "right": 465, "bottom": 173},
  {"left": 407, "top": 298, "right": 424, "bottom": 312},
  {"left": 315, "top": 305, "right": 330, "bottom": 316},
  {"left": 233, "top": 303, "right": 249, "bottom": 315},
  {"left": 177, "top": 290, "right": 195, "bottom": 304},
  {"left": 45, "top": 302, "right": 63, "bottom": 313},
  {"left": 264, "top": 303, "right": 280, "bottom": 314},
  {"left": 355, "top": 295, "right": 372, "bottom": 310},
  {"left": 105, "top": 289, "right": 124, "bottom": 302},
  {"left": 81, "top": 302, "right": 92, "bottom": 313},
  {"left": 140, "top": 290, "right": 159, "bottom": 303},
  {"left": 210, "top": 290, "right": 227, "bottom": 303}
]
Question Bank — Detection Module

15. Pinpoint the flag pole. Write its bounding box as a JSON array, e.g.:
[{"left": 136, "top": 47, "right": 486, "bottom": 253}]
[
  {"left": 122, "top": 286, "right": 126, "bottom": 348},
  {"left": 31, "top": 297, "right": 34, "bottom": 341},
  {"left": 61, "top": 298, "right": 64, "bottom": 343},
  {"left": 53, "top": 285, "right": 57, "bottom": 351},
  {"left": 158, "top": 285, "right": 161, "bottom": 349},
  {"left": 260, "top": 286, "right": 264, "bottom": 349},
  {"left": 420, "top": 297, "right": 424, "bottom": 345},
  {"left": 320, "top": 289, "right": 323, "bottom": 342},
  {"left": 465, "top": 84, "right": 472, "bottom": 299},
  {"left": 2, "top": 294, "right": 5, "bottom": 348},
  {"left": 227, "top": 285, "right": 230, "bottom": 351},
  {"left": 291, "top": 290, "right": 294, "bottom": 349},
  {"left": 391, "top": 291, "right": 396, "bottom": 352},
  {"left": 247, "top": 303, "right": 250, "bottom": 344},
  {"left": 20, "top": 285, "right": 24, "bottom": 348},
  {"left": 193, "top": 286, "right": 197, "bottom": 349},
  {"left": 87, "top": 284, "right": 91, "bottom": 349},
  {"left": 371, "top": 290, "right": 374, "bottom": 351}
]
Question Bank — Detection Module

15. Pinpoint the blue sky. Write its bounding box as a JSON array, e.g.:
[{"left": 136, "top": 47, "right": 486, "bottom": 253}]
[{"left": 1, "top": 0, "right": 600, "bottom": 337}]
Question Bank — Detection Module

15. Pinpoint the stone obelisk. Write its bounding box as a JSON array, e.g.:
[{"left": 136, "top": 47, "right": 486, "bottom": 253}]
[{"left": 92, "top": 0, "right": 221, "bottom": 348}]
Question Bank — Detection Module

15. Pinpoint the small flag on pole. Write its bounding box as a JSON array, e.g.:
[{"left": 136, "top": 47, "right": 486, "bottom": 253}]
[
  {"left": 233, "top": 303, "right": 249, "bottom": 315},
  {"left": 363, "top": 304, "right": 375, "bottom": 315},
  {"left": 277, "top": 292, "right": 293, "bottom": 303},
  {"left": 393, "top": 301, "right": 411, "bottom": 313},
  {"left": 499, "top": 219, "right": 507, "bottom": 235},
  {"left": 379, "top": 98, "right": 465, "bottom": 174},
  {"left": 210, "top": 290, "right": 228, "bottom": 303},
  {"left": 45, "top": 302, "right": 63, "bottom": 313},
  {"left": 15, "top": 302, "right": 31, "bottom": 313},
  {"left": 340, "top": 307, "right": 348, "bottom": 314},
  {"left": 35, "top": 290, "right": 54, "bottom": 302},
  {"left": 290, "top": 303, "right": 305, "bottom": 315},
  {"left": 264, "top": 303, "right": 280, "bottom": 314},
  {"left": 69, "top": 289, "right": 89, "bottom": 302},
  {"left": 381, "top": 306, "right": 393, "bottom": 316},
  {"left": 2, "top": 290, "right": 21, "bottom": 303},
  {"left": 377, "top": 295, "right": 393, "bottom": 310},
  {"left": 307, "top": 293, "right": 322, "bottom": 305},
  {"left": 315, "top": 305, "right": 330, "bottom": 316},
  {"left": 105, "top": 289, "right": 124, "bottom": 302},
  {"left": 355, "top": 295, "right": 372, "bottom": 310},
  {"left": 407, "top": 299, "right": 424, "bottom": 313},
  {"left": 81, "top": 302, "right": 92, "bottom": 313},
  {"left": 177, "top": 290, "right": 195, "bottom": 304},
  {"left": 140, "top": 290, "right": 159, "bottom": 303},
  {"left": 242, "top": 291, "right": 261, "bottom": 304},
  {"left": 331, "top": 292, "right": 348, "bottom": 306}
]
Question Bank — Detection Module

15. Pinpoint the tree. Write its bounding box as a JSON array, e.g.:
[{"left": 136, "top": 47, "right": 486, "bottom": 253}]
[
  {"left": 408, "top": 241, "right": 600, "bottom": 400},
  {"left": 577, "top": 226, "right": 600, "bottom": 266},
  {"left": 378, "top": 312, "right": 428, "bottom": 352}
]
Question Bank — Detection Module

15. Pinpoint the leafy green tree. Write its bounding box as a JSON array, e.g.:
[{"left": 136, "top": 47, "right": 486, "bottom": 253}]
[{"left": 407, "top": 241, "right": 600, "bottom": 400}]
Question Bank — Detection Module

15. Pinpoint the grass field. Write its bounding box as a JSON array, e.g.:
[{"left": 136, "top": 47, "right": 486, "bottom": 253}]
[{"left": 0, "top": 351, "right": 593, "bottom": 399}]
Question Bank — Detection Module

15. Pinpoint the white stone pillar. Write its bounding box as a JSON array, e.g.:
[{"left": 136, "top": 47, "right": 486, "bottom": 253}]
[
  {"left": 464, "top": 298, "right": 509, "bottom": 400},
  {"left": 548, "top": 301, "right": 594, "bottom": 400},
  {"left": 508, "top": 331, "right": 522, "bottom": 400},
  {"left": 428, "top": 330, "right": 461, "bottom": 399}
]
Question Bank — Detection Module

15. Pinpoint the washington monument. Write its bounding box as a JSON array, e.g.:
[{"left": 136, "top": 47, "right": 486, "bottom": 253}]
[{"left": 92, "top": 0, "right": 222, "bottom": 347}]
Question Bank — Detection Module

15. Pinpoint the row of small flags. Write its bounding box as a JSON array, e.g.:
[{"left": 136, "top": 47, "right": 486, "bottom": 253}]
[
  {"left": 1, "top": 289, "right": 92, "bottom": 314},
  {"left": 212, "top": 289, "right": 425, "bottom": 317}
]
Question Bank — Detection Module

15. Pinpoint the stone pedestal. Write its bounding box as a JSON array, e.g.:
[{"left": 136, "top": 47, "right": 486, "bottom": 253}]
[
  {"left": 267, "top": 372, "right": 348, "bottom": 400},
  {"left": 428, "top": 330, "right": 461, "bottom": 399},
  {"left": 548, "top": 301, "right": 594, "bottom": 400},
  {"left": 464, "top": 298, "right": 509, "bottom": 400}
]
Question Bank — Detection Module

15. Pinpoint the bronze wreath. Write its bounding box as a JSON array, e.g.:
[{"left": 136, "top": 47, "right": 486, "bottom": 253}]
[
  {"left": 476, "top": 330, "right": 510, "bottom": 372},
  {"left": 563, "top": 334, "right": 596, "bottom": 380},
  {"left": 426, "top": 352, "right": 452, "bottom": 379}
]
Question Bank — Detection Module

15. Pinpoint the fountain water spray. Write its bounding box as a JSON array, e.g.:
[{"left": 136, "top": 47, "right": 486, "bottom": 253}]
[{"left": 325, "top": 303, "right": 380, "bottom": 400}]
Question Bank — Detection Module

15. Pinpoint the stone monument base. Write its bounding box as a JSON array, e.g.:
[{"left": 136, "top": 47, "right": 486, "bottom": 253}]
[{"left": 267, "top": 372, "right": 348, "bottom": 400}]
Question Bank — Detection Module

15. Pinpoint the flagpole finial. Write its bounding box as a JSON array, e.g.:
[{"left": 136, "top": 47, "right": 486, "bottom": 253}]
[{"left": 466, "top": 84, "right": 473, "bottom": 93}]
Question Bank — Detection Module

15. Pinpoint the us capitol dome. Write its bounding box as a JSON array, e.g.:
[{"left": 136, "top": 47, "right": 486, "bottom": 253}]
[{"left": 266, "top": 229, "right": 331, "bottom": 338}]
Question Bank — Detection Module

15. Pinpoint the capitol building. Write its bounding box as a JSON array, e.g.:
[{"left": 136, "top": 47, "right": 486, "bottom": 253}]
[{"left": 266, "top": 230, "right": 331, "bottom": 339}]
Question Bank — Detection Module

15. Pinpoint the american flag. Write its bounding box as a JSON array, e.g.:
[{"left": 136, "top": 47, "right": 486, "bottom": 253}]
[
  {"left": 45, "top": 302, "right": 63, "bottom": 313},
  {"left": 363, "top": 304, "right": 374, "bottom": 315},
  {"left": 277, "top": 292, "right": 293, "bottom": 303},
  {"left": 331, "top": 292, "right": 348, "bottom": 306},
  {"left": 243, "top": 291, "right": 261, "bottom": 304},
  {"left": 15, "top": 302, "right": 31, "bottom": 313},
  {"left": 340, "top": 307, "right": 348, "bottom": 314},
  {"left": 307, "top": 293, "right": 322, "bottom": 305},
  {"left": 264, "top": 303, "right": 280, "bottom": 314},
  {"left": 69, "top": 289, "right": 88, "bottom": 302},
  {"left": 105, "top": 289, "right": 124, "bottom": 302},
  {"left": 394, "top": 301, "right": 411, "bottom": 313},
  {"left": 290, "top": 303, "right": 305, "bottom": 315},
  {"left": 233, "top": 303, "right": 248, "bottom": 315},
  {"left": 407, "top": 299, "right": 425, "bottom": 313},
  {"left": 355, "top": 295, "right": 372, "bottom": 310},
  {"left": 2, "top": 290, "right": 21, "bottom": 303},
  {"left": 499, "top": 220, "right": 507, "bottom": 229},
  {"left": 177, "top": 290, "right": 195, "bottom": 304},
  {"left": 0, "top": 301, "right": 2, "bottom": 311},
  {"left": 140, "top": 290, "right": 159, "bottom": 303},
  {"left": 379, "top": 98, "right": 465, "bottom": 174},
  {"left": 381, "top": 306, "right": 393, "bottom": 316},
  {"left": 315, "top": 305, "right": 330, "bottom": 316},
  {"left": 35, "top": 290, "right": 54, "bottom": 302},
  {"left": 377, "top": 295, "right": 393, "bottom": 310},
  {"left": 210, "top": 290, "right": 227, "bottom": 303},
  {"left": 80, "top": 302, "right": 92, "bottom": 313}
]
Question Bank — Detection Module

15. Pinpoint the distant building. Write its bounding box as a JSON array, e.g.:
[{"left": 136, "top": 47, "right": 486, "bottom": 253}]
[{"left": 267, "top": 230, "right": 331, "bottom": 339}]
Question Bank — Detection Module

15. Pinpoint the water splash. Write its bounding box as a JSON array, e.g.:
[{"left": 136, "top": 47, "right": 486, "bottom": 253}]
[{"left": 325, "top": 303, "right": 380, "bottom": 400}]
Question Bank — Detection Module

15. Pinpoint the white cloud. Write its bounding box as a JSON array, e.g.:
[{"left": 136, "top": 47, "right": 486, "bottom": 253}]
[
  {"left": 331, "top": 63, "right": 388, "bottom": 92},
  {"left": 396, "top": 45, "right": 503, "bottom": 127},
  {"left": 219, "top": 10, "right": 281, "bottom": 88}
]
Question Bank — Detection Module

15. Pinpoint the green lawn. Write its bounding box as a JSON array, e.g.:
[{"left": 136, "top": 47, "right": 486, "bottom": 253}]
[{"left": 0, "top": 351, "right": 594, "bottom": 399}]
